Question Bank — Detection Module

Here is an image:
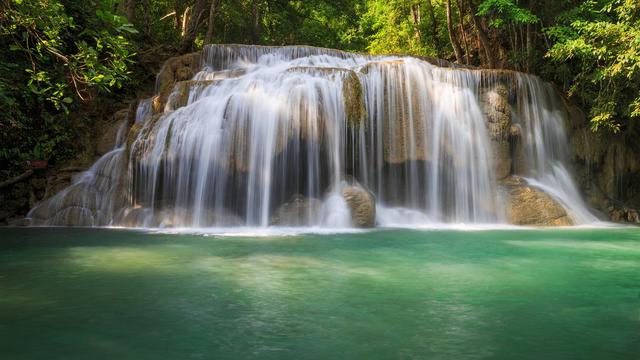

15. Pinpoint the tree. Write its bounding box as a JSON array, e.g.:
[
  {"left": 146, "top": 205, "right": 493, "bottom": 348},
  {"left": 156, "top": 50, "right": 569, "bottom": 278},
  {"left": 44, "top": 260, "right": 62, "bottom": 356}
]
[
  {"left": 0, "top": 0, "right": 136, "bottom": 164},
  {"left": 446, "top": 0, "right": 464, "bottom": 63},
  {"left": 204, "top": 0, "right": 222, "bottom": 44},
  {"left": 545, "top": 0, "right": 640, "bottom": 132}
]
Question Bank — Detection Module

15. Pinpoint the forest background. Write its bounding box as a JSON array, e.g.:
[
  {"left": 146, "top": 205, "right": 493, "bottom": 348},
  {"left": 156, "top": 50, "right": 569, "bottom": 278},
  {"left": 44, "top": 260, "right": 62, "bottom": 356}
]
[{"left": 0, "top": 0, "right": 638, "bottom": 174}]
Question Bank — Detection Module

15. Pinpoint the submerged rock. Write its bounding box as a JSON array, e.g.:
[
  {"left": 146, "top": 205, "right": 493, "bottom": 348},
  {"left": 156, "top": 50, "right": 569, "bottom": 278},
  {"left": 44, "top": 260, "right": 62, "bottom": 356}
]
[
  {"left": 502, "top": 176, "right": 573, "bottom": 226},
  {"left": 270, "top": 195, "right": 323, "bottom": 226},
  {"left": 341, "top": 185, "right": 376, "bottom": 227},
  {"left": 121, "top": 207, "right": 243, "bottom": 227}
]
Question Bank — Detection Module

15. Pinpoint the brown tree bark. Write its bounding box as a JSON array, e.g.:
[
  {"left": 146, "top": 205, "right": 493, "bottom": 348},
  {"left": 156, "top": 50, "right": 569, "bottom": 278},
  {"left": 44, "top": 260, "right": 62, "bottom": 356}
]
[
  {"left": 119, "top": 0, "right": 136, "bottom": 24},
  {"left": 181, "top": 6, "right": 191, "bottom": 37},
  {"left": 411, "top": 4, "right": 422, "bottom": 40},
  {"left": 466, "top": 0, "right": 496, "bottom": 68},
  {"left": 251, "top": 0, "right": 261, "bottom": 44},
  {"left": 446, "top": 0, "right": 464, "bottom": 63},
  {"left": 0, "top": 170, "right": 33, "bottom": 190},
  {"left": 179, "top": 0, "right": 209, "bottom": 52},
  {"left": 142, "top": 0, "right": 150, "bottom": 37},
  {"left": 204, "top": 0, "right": 222, "bottom": 45},
  {"left": 174, "top": 0, "right": 182, "bottom": 30},
  {"left": 456, "top": 0, "right": 470, "bottom": 64}
]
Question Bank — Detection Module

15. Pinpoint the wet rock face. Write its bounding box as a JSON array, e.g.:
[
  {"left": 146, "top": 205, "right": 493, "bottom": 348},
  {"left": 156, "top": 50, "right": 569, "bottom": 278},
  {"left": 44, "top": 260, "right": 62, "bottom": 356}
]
[
  {"left": 0, "top": 175, "right": 47, "bottom": 225},
  {"left": 270, "top": 195, "right": 323, "bottom": 226},
  {"left": 153, "top": 52, "right": 202, "bottom": 114},
  {"left": 565, "top": 102, "right": 640, "bottom": 221},
  {"left": 121, "top": 207, "right": 243, "bottom": 227},
  {"left": 609, "top": 206, "right": 640, "bottom": 224},
  {"left": 502, "top": 176, "right": 573, "bottom": 226},
  {"left": 483, "top": 82, "right": 513, "bottom": 180},
  {"left": 341, "top": 185, "right": 376, "bottom": 227},
  {"left": 96, "top": 108, "right": 129, "bottom": 156}
]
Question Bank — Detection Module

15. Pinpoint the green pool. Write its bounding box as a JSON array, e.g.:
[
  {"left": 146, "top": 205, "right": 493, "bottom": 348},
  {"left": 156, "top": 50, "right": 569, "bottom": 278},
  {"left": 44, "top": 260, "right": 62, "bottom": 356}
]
[{"left": 1, "top": 227, "right": 639, "bottom": 359}]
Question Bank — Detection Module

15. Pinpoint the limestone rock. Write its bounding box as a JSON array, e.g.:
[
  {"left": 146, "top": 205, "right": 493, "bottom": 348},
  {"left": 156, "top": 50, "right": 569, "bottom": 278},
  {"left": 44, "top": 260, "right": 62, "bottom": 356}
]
[
  {"left": 341, "top": 185, "right": 376, "bottom": 227},
  {"left": 153, "top": 52, "right": 202, "bottom": 114},
  {"left": 566, "top": 102, "right": 640, "bottom": 218},
  {"left": 270, "top": 195, "right": 323, "bottom": 226},
  {"left": 502, "top": 176, "right": 573, "bottom": 226},
  {"left": 608, "top": 206, "right": 640, "bottom": 224},
  {"left": 483, "top": 82, "right": 512, "bottom": 180},
  {"left": 342, "top": 70, "right": 365, "bottom": 128},
  {"left": 96, "top": 109, "right": 129, "bottom": 155},
  {"left": 165, "top": 80, "right": 216, "bottom": 111}
]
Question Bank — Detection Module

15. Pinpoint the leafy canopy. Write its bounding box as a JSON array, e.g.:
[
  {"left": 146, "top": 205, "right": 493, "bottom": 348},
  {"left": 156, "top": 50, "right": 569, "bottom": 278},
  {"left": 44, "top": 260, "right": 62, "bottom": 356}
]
[{"left": 545, "top": 0, "right": 640, "bottom": 132}]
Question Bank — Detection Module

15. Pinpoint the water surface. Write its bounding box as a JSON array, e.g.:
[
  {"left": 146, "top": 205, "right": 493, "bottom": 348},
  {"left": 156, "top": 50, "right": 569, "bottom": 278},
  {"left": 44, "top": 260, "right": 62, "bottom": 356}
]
[{"left": 1, "top": 227, "right": 639, "bottom": 359}]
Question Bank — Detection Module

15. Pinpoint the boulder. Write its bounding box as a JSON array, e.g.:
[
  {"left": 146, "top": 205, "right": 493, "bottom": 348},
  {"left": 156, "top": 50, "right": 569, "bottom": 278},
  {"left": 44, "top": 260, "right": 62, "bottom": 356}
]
[
  {"left": 608, "top": 205, "right": 640, "bottom": 224},
  {"left": 341, "top": 185, "right": 376, "bottom": 227},
  {"left": 502, "top": 176, "right": 573, "bottom": 226}
]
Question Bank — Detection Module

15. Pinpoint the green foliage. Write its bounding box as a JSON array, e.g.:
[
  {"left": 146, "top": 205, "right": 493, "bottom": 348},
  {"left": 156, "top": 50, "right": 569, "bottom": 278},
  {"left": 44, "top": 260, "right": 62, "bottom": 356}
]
[
  {"left": 1, "top": 0, "right": 638, "bottom": 175},
  {"left": 545, "top": 0, "right": 640, "bottom": 132},
  {"left": 360, "top": 0, "right": 438, "bottom": 57},
  {"left": 0, "top": 0, "right": 136, "bottom": 168},
  {"left": 477, "top": 0, "right": 538, "bottom": 28}
]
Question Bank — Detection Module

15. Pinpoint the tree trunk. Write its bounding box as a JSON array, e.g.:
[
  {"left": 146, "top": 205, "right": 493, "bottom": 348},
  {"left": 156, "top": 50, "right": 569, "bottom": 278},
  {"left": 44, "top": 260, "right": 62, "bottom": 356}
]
[
  {"left": 456, "top": 0, "right": 470, "bottom": 64},
  {"left": 174, "top": 0, "right": 182, "bottom": 30},
  {"left": 526, "top": 23, "right": 533, "bottom": 72},
  {"left": 119, "top": 0, "right": 136, "bottom": 24},
  {"left": 467, "top": 0, "right": 496, "bottom": 68},
  {"left": 446, "top": 0, "right": 464, "bottom": 63},
  {"left": 142, "top": 0, "right": 150, "bottom": 37},
  {"left": 204, "top": 0, "right": 222, "bottom": 45},
  {"left": 181, "top": 6, "right": 191, "bottom": 37},
  {"left": 251, "top": 0, "right": 261, "bottom": 44},
  {"left": 411, "top": 4, "right": 422, "bottom": 40},
  {"left": 179, "top": 0, "right": 208, "bottom": 52},
  {"left": 0, "top": 170, "right": 34, "bottom": 190}
]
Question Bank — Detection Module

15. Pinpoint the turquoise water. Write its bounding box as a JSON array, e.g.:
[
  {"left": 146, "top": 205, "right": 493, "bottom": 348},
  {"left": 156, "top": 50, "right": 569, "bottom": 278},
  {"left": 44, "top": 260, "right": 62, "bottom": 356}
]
[{"left": 0, "top": 227, "right": 639, "bottom": 359}]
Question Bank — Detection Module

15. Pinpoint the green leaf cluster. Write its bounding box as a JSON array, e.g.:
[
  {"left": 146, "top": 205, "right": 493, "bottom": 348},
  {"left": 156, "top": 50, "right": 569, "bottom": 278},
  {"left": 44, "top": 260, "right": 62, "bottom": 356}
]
[
  {"left": 545, "top": 0, "right": 640, "bottom": 132},
  {"left": 477, "top": 0, "right": 538, "bottom": 28},
  {"left": 0, "top": 0, "right": 136, "bottom": 166}
]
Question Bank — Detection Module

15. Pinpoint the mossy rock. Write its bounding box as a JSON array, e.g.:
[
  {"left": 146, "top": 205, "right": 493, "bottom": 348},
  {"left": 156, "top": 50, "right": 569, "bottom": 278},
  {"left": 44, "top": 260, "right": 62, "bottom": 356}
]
[
  {"left": 342, "top": 71, "right": 366, "bottom": 128},
  {"left": 287, "top": 66, "right": 365, "bottom": 128}
]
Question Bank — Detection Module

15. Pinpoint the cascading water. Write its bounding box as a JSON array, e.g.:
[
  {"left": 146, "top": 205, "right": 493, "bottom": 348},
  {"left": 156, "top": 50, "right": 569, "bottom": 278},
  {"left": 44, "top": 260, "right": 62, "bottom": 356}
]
[
  {"left": 356, "top": 58, "right": 498, "bottom": 224},
  {"left": 28, "top": 44, "right": 598, "bottom": 228},
  {"left": 511, "top": 74, "right": 600, "bottom": 223}
]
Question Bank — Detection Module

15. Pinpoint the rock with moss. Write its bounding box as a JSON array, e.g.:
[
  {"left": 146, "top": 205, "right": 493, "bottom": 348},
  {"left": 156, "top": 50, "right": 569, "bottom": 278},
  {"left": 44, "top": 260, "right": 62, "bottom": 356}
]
[{"left": 342, "top": 184, "right": 376, "bottom": 227}]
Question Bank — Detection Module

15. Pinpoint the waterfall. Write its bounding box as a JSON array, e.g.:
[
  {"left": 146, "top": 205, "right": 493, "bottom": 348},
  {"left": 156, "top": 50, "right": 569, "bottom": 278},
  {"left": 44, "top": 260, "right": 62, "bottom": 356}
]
[
  {"left": 511, "top": 74, "right": 600, "bottom": 223},
  {"left": 28, "top": 45, "right": 598, "bottom": 228}
]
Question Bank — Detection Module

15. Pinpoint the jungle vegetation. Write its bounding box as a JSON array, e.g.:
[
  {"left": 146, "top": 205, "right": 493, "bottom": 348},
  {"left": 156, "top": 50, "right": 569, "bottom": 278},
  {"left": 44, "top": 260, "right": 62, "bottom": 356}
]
[{"left": 0, "top": 0, "right": 638, "bottom": 170}]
